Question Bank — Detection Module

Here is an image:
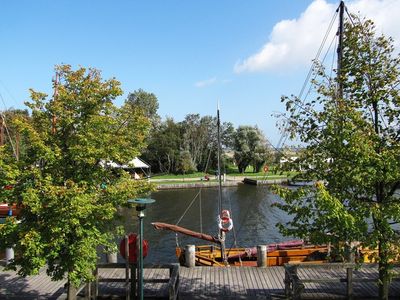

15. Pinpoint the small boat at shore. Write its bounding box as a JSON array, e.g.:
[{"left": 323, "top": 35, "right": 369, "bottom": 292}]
[{"left": 0, "top": 203, "right": 21, "bottom": 217}]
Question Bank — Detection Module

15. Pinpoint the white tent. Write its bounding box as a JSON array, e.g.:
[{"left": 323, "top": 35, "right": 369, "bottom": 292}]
[
  {"left": 100, "top": 157, "right": 149, "bottom": 169},
  {"left": 100, "top": 157, "right": 151, "bottom": 179},
  {"left": 124, "top": 157, "right": 150, "bottom": 169}
]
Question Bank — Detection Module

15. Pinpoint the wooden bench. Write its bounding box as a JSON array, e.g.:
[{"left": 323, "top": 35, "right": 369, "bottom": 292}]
[{"left": 284, "top": 262, "right": 398, "bottom": 300}]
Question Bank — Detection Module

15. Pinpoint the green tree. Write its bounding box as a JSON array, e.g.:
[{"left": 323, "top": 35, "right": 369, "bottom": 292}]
[
  {"left": 274, "top": 17, "right": 400, "bottom": 299},
  {"left": 177, "top": 149, "right": 197, "bottom": 174},
  {"left": 221, "top": 121, "right": 235, "bottom": 150},
  {"left": 143, "top": 117, "right": 183, "bottom": 173},
  {"left": 233, "top": 126, "right": 270, "bottom": 173},
  {"left": 0, "top": 65, "right": 153, "bottom": 290},
  {"left": 181, "top": 114, "right": 209, "bottom": 170},
  {"left": 0, "top": 109, "right": 30, "bottom": 158},
  {"left": 126, "top": 88, "right": 160, "bottom": 128},
  {"left": 142, "top": 114, "right": 234, "bottom": 174}
]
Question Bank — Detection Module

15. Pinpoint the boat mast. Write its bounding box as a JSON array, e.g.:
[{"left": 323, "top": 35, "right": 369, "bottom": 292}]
[
  {"left": 217, "top": 103, "right": 223, "bottom": 213},
  {"left": 0, "top": 115, "right": 4, "bottom": 146},
  {"left": 216, "top": 103, "right": 228, "bottom": 265},
  {"left": 337, "top": 1, "right": 345, "bottom": 101},
  {"left": 51, "top": 72, "right": 59, "bottom": 135}
]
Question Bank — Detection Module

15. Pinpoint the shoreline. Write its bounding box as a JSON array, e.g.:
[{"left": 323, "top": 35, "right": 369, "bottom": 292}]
[{"left": 155, "top": 178, "right": 289, "bottom": 190}]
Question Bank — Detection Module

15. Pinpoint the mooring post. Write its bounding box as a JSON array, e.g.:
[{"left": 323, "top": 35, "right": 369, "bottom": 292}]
[
  {"left": 185, "top": 245, "right": 196, "bottom": 267},
  {"left": 106, "top": 252, "right": 117, "bottom": 263},
  {"left": 257, "top": 245, "right": 267, "bottom": 267},
  {"left": 5, "top": 247, "right": 14, "bottom": 265}
]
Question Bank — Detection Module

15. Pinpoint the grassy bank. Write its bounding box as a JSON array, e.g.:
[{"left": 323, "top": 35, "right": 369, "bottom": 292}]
[{"left": 150, "top": 171, "right": 297, "bottom": 185}]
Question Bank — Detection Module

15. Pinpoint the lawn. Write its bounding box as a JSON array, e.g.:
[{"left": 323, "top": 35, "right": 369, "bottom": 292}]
[{"left": 150, "top": 166, "right": 298, "bottom": 181}]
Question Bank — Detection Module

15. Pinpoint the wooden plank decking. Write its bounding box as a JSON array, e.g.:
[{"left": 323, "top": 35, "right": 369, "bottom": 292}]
[
  {"left": 0, "top": 266, "right": 67, "bottom": 299},
  {"left": 2, "top": 265, "right": 400, "bottom": 299}
]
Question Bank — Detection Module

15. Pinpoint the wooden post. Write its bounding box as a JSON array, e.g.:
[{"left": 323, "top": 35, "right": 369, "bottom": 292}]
[
  {"left": 185, "top": 245, "right": 195, "bottom": 267},
  {"left": 347, "top": 267, "right": 353, "bottom": 300},
  {"left": 94, "top": 267, "right": 99, "bottom": 300},
  {"left": 84, "top": 281, "right": 91, "bottom": 300},
  {"left": 284, "top": 267, "right": 291, "bottom": 298},
  {"left": 257, "top": 245, "right": 267, "bottom": 267},
  {"left": 169, "top": 264, "right": 180, "bottom": 300}
]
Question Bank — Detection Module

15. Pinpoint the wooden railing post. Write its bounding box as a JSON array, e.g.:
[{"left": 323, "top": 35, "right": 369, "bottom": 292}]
[
  {"left": 84, "top": 281, "right": 91, "bottom": 300},
  {"left": 347, "top": 266, "right": 353, "bottom": 300},
  {"left": 292, "top": 265, "right": 301, "bottom": 300},
  {"left": 94, "top": 267, "right": 99, "bottom": 299},
  {"left": 168, "top": 263, "right": 180, "bottom": 300},
  {"left": 284, "top": 265, "right": 291, "bottom": 298}
]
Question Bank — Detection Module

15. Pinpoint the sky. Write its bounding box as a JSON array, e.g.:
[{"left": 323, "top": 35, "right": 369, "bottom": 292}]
[{"left": 0, "top": 0, "right": 399, "bottom": 146}]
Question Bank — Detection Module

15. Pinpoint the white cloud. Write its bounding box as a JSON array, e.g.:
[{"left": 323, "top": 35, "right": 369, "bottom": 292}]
[
  {"left": 347, "top": 0, "right": 400, "bottom": 47},
  {"left": 235, "top": 0, "right": 400, "bottom": 73},
  {"left": 194, "top": 77, "right": 217, "bottom": 88},
  {"left": 194, "top": 77, "right": 232, "bottom": 88}
]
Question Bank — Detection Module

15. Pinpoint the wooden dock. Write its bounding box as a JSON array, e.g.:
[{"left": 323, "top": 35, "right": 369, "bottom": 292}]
[
  {"left": 2, "top": 265, "right": 400, "bottom": 299},
  {"left": 0, "top": 266, "right": 67, "bottom": 299}
]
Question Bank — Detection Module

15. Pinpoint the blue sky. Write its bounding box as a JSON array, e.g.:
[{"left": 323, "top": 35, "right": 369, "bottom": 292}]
[{"left": 1, "top": 0, "right": 399, "bottom": 145}]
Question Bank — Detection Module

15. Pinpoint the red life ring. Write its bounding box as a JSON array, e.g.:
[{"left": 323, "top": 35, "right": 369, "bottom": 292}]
[
  {"left": 263, "top": 165, "right": 269, "bottom": 172},
  {"left": 119, "top": 233, "right": 149, "bottom": 263},
  {"left": 218, "top": 210, "right": 233, "bottom": 232}
]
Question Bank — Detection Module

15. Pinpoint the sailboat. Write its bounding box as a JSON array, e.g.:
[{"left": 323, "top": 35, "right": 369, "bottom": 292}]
[
  {"left": 152, "top": 1, "right": 358, "bottom": 266},
  {"left": 152, "top": 105, "right": 328, "bottom": 267}
]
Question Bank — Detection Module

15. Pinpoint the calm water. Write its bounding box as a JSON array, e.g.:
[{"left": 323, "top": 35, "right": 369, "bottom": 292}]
[{"left": 121, "top": 184, "right": 293, "bottom": 265}]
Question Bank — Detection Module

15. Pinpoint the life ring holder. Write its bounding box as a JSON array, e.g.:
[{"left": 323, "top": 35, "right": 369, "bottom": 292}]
[{"left": 263, "top": 165, "right": 269, "bottom": 173}]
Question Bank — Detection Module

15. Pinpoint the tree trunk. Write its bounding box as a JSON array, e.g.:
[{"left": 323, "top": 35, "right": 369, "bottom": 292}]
[
  {"left": 67, "top": 279, "right": 77, "bottom": 300},
  {"left": 378, "top": 242, "right": 389, "bottom": 300}
]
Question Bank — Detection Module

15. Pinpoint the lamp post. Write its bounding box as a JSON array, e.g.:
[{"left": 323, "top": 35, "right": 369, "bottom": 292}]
[{"left": 128, "top": 198, "right": 155, "bottom": 300}]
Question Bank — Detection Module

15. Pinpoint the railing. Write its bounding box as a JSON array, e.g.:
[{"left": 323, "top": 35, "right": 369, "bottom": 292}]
[
  {"left": 284, "top": 262, "right": 400, "bottom": 300},
  {"left": 87, "top": 263, "right": 179, "bottom": 300}
]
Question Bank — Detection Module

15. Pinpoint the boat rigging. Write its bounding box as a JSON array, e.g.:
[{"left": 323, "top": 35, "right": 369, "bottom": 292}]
[{"left": 152, "top": 1, "right": 352, "bottom": 267}]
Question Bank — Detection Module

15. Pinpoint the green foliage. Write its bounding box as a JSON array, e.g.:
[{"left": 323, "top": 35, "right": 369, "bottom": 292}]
[
  {"left": 126, "top": 89, "right": 160, "bottom": 128},
  {"left": 0, "top": 65, "right": 154, "bottom": 287},
  {"left": 274, "top": 183, "right": 367, "bottom": 245},
  {"left": 233, "top": 126, "right": 271, "bottom": 173},
  {"left": 142, "top": 117, "right": 183, "bottom": 174},
  {"left": 181, "top": 114, "right": 216, "bottom": 171},
  {"left": 143, "top": 113, "right": 235, "bottom": 174},
  {"left": 177, "top": 150, "right": 197, "bottom": 174},
  {"left": 275, "top": 16, "right": 400, "bottom": 298}
]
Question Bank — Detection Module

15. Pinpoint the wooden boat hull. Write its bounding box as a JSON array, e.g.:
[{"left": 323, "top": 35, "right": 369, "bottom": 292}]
[
  {"left": 0, "top": 203, "right": 21, "bottom": 217},
  {"left": 176, "top": 244, "right": 328, "bottom": 267}
]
